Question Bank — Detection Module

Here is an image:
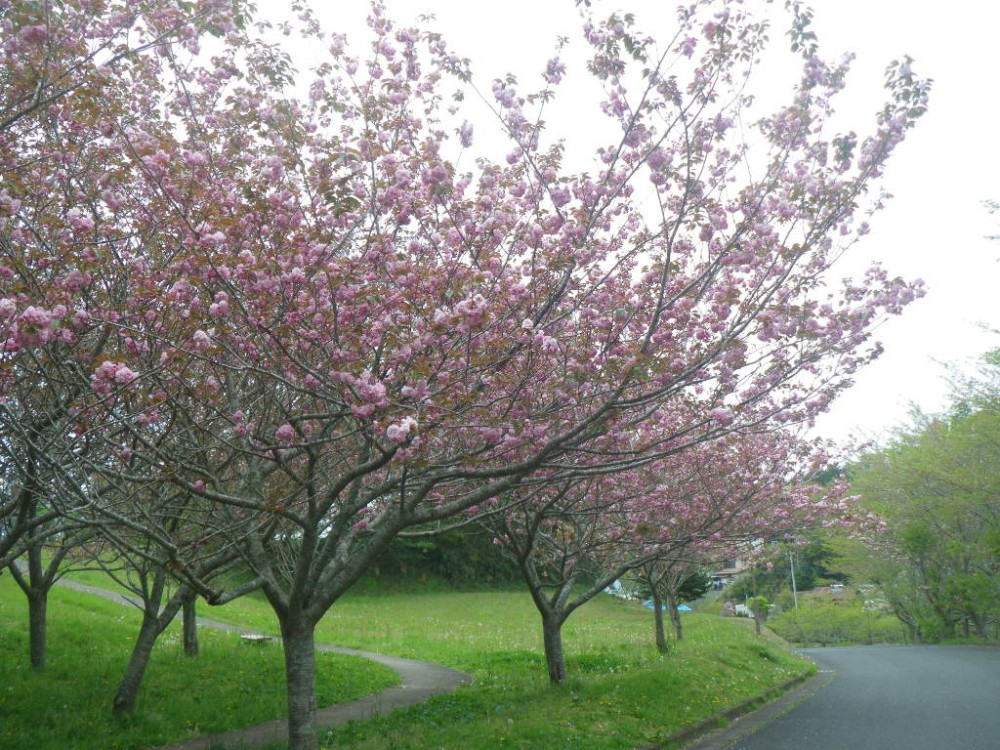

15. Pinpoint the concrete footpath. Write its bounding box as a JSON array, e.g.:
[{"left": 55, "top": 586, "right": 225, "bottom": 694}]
[{"left": 56, "top": 579, "right": 472, "bottom": 750}]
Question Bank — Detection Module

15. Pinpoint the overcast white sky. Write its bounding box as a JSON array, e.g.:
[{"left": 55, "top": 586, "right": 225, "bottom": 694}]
[
  {"left": 787, "top": 0, "right": 1000, "bottom": 442},
  {"left": 279, "top": 0, "right": 1000, "bottom": 444}
]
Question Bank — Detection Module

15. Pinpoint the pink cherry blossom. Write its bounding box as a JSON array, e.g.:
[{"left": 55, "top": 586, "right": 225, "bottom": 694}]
[
  {"left": 385, "top": 416, "right": 418, "bottom": 443},
  {"left": 708, "top": 407, "right": 735, "bottom": 426},
  {"left": 190, "top": 329, "right": 211, "bottom": 353}
]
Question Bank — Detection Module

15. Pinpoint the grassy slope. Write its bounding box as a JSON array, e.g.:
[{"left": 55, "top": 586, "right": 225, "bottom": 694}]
[
  {"left": 0, "top": 576, "right": 398, "bottom": 750},
  {"left": 212, "top": 589, "right": 812, "bottom": 749},
  {"left": 5, "top": 570, "right": 814, "bottom": 750}
]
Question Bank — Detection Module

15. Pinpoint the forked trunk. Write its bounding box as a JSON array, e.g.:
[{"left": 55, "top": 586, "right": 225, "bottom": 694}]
[
  {"left": 280, "top": 616, "right": 319, "bottom": 750},
  {"left": 112, "top": 579, "right": 187, "bottom": 715},
  {"left": 10, "top": 543, "right": 54, "bottom": 669},
  {"left": 113, "top": 612, "right": 161, "bottom": 716}
]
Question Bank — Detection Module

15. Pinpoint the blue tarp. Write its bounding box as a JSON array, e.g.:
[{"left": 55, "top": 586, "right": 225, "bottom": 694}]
[{"left": 642, "top": 601, "right": 693, "bottom": 611}]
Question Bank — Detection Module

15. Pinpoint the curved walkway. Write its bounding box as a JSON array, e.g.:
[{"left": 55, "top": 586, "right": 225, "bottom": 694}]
[{"left": 55, "top": 578, "right": 473, "bottom": 750}]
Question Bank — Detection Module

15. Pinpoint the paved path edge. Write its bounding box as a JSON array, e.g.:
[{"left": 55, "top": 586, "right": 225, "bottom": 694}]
[{"left": 638, "top": 663, "right": 829, "bottom": 750}]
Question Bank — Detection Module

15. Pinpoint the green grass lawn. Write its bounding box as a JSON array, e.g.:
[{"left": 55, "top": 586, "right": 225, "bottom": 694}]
[
  {"left": 8, "top": 571, "right": 815, "bottom": 750},
  {"left": 0, "top": 576, "right": 398, "bottom": 750},
  {"left": 209, "top": 588, "right": 812, "bottom": 749}
]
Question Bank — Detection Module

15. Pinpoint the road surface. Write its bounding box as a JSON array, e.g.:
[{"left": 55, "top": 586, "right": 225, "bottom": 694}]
[{"left": 688, "top": 645, "right": 1000, "bottom": 750}]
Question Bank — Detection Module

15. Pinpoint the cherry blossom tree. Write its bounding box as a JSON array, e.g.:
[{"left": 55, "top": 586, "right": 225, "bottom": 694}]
[
  {"left": 4, "top": 518, "right": 95, "bottom": 668},
  {"left": 466, "top": 417, "right": 858, "bottom": 681},
  {"left": 630, "top": 432, "right": 846, "bottom": 650},
  {"left": 475, "top": 471, "right": 665, "bottom": 683},
  {"left": 635, "top": 556, "right": 704, "bottom": 650},
  {"left": 0, "top": 0, "right": 248, "bottom": 671},
  {"left": 0, "top": 1, "right": 930, "bottom": 747}
]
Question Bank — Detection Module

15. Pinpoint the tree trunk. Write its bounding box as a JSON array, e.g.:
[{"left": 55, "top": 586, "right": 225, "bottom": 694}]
[
  {"left": 891, "top": 603, "right": 919, "bottom": 643},
  {"left": 280, "top": 616, "right": 319, "bottom": 750},
  {"left": 112, "top": 577, "right": 187, "bottom": 716},
  {"left": 9, "top": 545, "right": 54, "bottom": 669},
  {"left": 182, "top": 594, "right": 199, "bottom": 657},
  {"left": 651, "top": 588, "right": 668, "bottom": 653},
  {"left": 751, "top": 564, "right": 762, "bottom": 636},
  {"left": 113, "top": 611, "right": 162, "bottom": 716},
  {"left": 541, "top": 614, "right": 568, "bottom": 684},
  {"left": 971, "top": 614, "right": 988, "bottom": 640},
  {"left": 666, "top": 591, "right": 683, "bottom": 641},
  {"left": 27, "top": 588, "right": 48, "bottom": 669}
]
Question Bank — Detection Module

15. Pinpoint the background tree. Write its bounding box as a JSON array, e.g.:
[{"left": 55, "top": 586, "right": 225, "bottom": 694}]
[
  {"left": 848, "top": 352, "right": 1000, "bottom": 640},
  {"left": 477, "top": 469, "right": 669, "bottom": 683},
  {"left": 0, "top": 0, "right": 232, "bottom": 669},
  {"left": 478, "top": 424, "right": 844, "bottom": 678},
  {"left": 5, "top": 521, "right": 94, "bottom": 669},
  {"left": 634, "top": 557, "right": 710, "bottom": 650},
  {"left": 726, "top": 529, "right": 848, "bottom": 603}
]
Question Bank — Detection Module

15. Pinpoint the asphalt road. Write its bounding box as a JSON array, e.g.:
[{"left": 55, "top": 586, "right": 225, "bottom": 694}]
[{"left": 688, "top": 645, "right": 1000, "bottom": 750}]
